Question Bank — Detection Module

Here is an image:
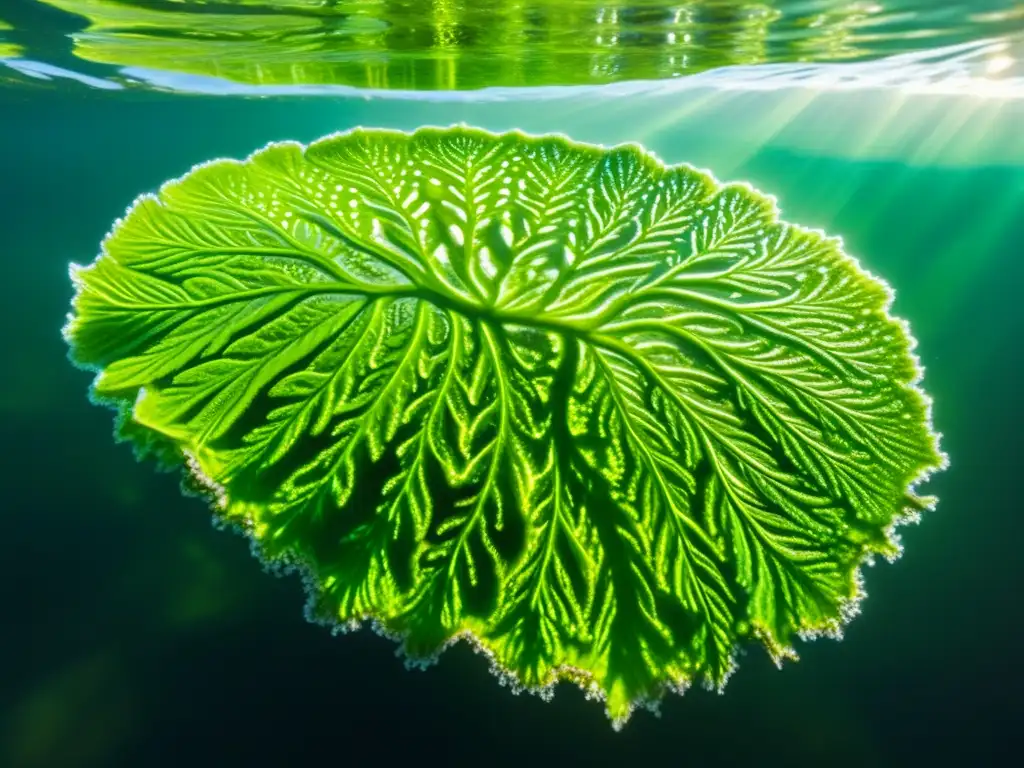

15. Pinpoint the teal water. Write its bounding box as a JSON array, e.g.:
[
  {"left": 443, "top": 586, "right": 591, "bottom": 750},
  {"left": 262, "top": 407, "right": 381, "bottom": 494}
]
[{"left": 2, "top": 6, "right": 1024, "bottom": 767}]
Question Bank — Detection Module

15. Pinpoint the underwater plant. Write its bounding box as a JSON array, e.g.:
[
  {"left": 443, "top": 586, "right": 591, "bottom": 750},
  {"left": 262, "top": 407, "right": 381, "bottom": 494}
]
[{"left": 65, "top": 125, "right": 943, "bottom": 726}]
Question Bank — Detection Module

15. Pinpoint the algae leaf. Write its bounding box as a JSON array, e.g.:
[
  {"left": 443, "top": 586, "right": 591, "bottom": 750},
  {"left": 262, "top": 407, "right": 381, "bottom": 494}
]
[{"left": 65, "top": 126, "right": 943, "bottom": 725}]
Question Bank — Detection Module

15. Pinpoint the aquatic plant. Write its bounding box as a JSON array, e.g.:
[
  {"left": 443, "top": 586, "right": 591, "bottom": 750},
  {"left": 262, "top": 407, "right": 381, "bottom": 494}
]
[
  {"left": 65, "top": 126, "right": 943, "bottom": 725},
  {"left": 35, "top": 0, "right": 1021, "bottom": 90}
]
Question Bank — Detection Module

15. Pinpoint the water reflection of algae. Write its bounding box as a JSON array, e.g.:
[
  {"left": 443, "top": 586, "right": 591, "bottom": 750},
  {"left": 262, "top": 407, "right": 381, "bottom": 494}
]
[
  {"left": 0, "top": 19, "right": 22, "bottom": 59},
  {"left": 33, "top": 0, "right": 1024, "bottom": 90}
]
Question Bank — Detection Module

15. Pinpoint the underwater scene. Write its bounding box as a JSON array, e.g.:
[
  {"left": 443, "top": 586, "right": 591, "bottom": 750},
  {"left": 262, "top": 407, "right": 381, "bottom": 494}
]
[{"left": 1, "top": 1, "right": 1022, "bottom": 766}]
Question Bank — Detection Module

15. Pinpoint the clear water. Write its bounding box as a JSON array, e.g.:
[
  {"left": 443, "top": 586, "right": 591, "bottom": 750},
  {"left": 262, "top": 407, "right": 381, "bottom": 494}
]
[
  {"left": 4, "top": 0, "right": 1024, "bottom": 90},
  {"left": 2, "top": 1, "right": 1022, "bottom": 766}
]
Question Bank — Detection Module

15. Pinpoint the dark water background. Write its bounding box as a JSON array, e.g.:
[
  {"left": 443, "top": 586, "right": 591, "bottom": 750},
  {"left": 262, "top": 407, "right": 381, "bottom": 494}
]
[{"left": 2, "top": 74, "right": 1024, "bottom": 766}]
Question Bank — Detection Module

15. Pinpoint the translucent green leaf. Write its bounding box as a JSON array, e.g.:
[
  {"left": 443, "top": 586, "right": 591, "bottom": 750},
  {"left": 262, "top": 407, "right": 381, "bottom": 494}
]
[{"left": 65, "top": 125, "right": 944, "bottom": 726}]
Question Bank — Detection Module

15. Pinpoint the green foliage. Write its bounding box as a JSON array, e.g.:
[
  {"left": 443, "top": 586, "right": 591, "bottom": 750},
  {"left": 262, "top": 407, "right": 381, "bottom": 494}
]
[
  {"left": 66, "top": 126, "right": 943, "bottom": 724},
  {"left": 35, "top": 0, "right": 1021, "bottom": 90}
]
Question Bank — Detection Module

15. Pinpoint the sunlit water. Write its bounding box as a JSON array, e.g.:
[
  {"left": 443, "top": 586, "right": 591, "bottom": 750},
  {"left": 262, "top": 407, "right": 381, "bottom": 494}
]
[
  {"left": 1, "top": 1, "right": 1022, "bottom": 766},
  {"left": 3, "top": 0, "right": 1024, "bottom": 90}
]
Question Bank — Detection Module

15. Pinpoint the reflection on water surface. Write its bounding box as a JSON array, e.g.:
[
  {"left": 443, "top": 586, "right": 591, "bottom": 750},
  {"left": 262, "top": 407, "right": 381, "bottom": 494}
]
[{"left": 0, "top": 0, "right": 1021, "bottom": 92}]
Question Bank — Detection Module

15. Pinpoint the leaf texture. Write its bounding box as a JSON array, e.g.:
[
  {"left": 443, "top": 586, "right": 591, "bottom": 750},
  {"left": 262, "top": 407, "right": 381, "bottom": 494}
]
[{"left": 65, "top": 126, "right": 944, "bottom": 725}]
